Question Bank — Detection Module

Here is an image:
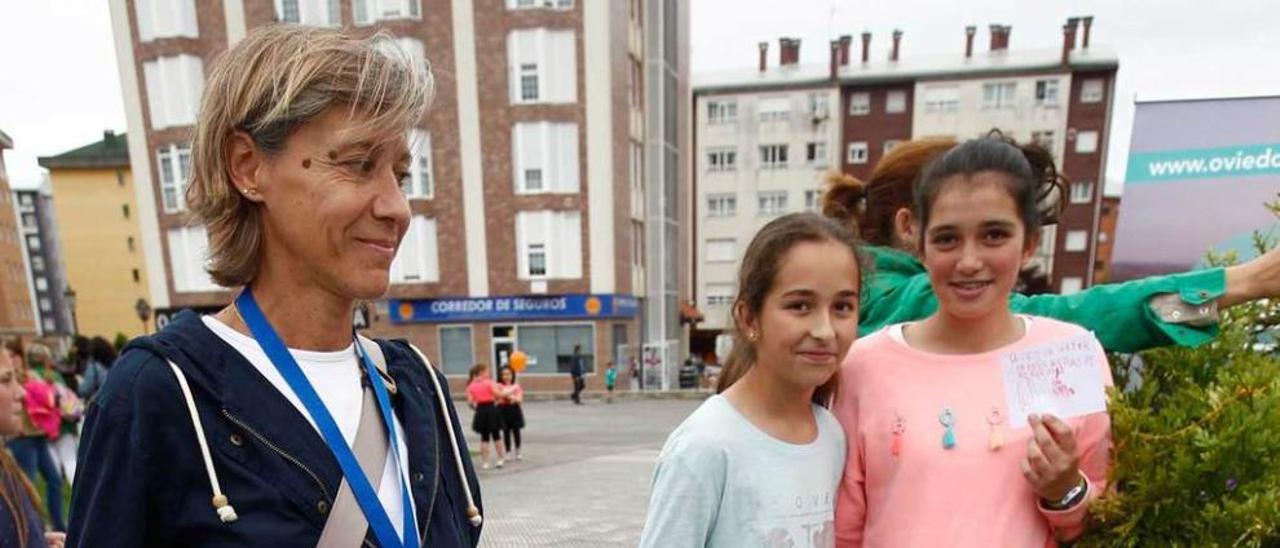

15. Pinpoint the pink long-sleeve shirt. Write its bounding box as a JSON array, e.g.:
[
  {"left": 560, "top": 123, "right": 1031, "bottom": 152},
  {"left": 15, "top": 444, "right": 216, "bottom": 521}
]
[{"left": 833, "top": 316, "right": 1113, "bottom": 547}]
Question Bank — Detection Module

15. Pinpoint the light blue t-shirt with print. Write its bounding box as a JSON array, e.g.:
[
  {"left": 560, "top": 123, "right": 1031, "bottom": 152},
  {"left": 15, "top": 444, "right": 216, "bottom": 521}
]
[{"left": 639, "top": 395, "right": 846, "bottom": 548}]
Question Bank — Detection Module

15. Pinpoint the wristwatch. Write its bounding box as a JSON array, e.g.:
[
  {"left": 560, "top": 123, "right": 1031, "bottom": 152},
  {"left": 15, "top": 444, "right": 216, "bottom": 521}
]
[{"left": 1041, "top": 473, "right": 1089, "bottom": 511}]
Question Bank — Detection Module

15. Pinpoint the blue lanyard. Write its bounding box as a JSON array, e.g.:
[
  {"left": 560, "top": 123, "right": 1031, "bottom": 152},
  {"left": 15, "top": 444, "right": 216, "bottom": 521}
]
[{"left": 236, "top": 289, "right": 418, "bottom": 547}]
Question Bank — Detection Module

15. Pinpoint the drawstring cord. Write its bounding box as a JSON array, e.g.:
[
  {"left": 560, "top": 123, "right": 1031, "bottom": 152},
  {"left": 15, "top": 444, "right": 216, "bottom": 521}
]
[
  {"left": 408, "top": 344, "right": 483, "bottom": 527},
  {"left": 167, "top": 360, "right": 239, "bottom": 523}
]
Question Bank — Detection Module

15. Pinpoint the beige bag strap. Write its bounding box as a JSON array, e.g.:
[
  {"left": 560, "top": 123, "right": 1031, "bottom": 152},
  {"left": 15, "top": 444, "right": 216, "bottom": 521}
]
[{"left": 316, "top": 338, "right": 393, "bottom": 548}]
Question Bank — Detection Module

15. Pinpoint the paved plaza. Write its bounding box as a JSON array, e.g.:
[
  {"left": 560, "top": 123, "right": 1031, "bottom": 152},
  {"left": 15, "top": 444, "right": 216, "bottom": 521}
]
[{"left": 456, "top": 397, "right": 705, "bottom": 547}]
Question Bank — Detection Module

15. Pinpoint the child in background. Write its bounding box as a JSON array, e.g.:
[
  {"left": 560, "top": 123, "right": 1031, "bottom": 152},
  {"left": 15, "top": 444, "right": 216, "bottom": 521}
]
[
  {"left": 834, "top": 137, "right": 1113, "bottom": 546},
  {"left": 604, "top": 362, "right": 617, "bottom": 403},
  {"left": 466, "top": 364, "right": 507, "bottom": 470},
  {"left": 640, "top": 213, "right": 863, "bottom": 547},
  {"left": 496, "top": 366, "right": 525, "bottom": 462}
]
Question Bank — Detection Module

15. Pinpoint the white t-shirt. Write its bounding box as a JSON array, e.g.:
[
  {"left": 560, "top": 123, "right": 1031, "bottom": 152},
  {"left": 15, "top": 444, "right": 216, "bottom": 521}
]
[
  {"left": 202, "top": 316, "right": 417, "bottom": 538},
  {"left": 639, "top": 394, "right": 846, "bottom": 548}
]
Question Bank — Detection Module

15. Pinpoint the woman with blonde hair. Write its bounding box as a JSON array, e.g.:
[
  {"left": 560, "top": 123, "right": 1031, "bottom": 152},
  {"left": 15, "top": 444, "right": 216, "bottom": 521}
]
[{"left": 69, "top": 26, "right": 481, "bottom": 547}]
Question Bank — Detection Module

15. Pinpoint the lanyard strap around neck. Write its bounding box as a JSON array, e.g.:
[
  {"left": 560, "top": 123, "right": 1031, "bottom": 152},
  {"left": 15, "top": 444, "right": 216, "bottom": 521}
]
[{"left": 236, "top": 289, "right": 417, "bottom": 547}]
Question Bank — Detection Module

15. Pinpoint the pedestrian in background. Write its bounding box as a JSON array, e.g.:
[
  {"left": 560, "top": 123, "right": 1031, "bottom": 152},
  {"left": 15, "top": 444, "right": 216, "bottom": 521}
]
[
  {"left": 604, "top": 362, "right": 617, "bottom": 404},
  {"left": 496, "top": 366, "right": 525, "bottom": 462},
  {"left": 569, "top": 345, "right": 586, "bottom": 405},
  {"left": 468, "top": 364, "right": 507, "bottom": 469},
  {"left": 3, "top": 341, "right": 65, "bottom": 533}
]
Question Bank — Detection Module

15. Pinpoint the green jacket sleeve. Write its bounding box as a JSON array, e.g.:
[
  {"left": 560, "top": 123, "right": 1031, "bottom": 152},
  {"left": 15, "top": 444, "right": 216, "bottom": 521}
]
[{"left": 1010, "top": 268, "right": 1226, "bottom": 353}]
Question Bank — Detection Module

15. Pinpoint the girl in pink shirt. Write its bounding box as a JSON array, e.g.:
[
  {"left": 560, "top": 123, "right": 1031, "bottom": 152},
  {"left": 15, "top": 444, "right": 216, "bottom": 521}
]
[
  {"left": 466, "top": 364, "right": 507, "bottom": 469},
  {"left": 496, "top": 366, "right": 526, "bottom": 461},
  {"left": 834, "top": 136, "right": 1113, "bottom": 547}
]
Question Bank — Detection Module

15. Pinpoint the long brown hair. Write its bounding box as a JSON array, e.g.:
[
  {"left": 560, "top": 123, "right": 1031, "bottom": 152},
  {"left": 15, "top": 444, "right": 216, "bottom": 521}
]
[
  {"left": 715, "top": 213, "right": 865, "bottom": 407},
  {"left": 821, "top": 132, "right": 1065, "bottom": 248},
  {"left": 0, "top": 449, "right": 40, "bottom": 547}
]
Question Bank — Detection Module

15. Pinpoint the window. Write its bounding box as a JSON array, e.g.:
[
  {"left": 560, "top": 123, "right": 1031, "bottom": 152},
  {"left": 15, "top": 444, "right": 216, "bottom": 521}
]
[
  {"left": 883, "top": 140, "right": 901, "bottom": 155},
  {"left": 847, "top": 142, "right": 869, "bottom": 164},
  {"left": 516, "top": 210, "right": 582, "bottom": 279},
  {"left": 354, "top": 0, "right": 420, "bottom": 24},
  {"left": 507, "top": 0, "right": 573, "bottom": 8},
  {"left": 18, "top": 194, "right": 31, "bottom": 207},
  {"left": 513, "top": 122, "right": 579, "bottom": 194},
  {"left": 157, "top": 143, "right": 192, "bottom": 212},
  {"left": 127, "top": 237, "right": 136, "bottom": 252},
  {"left": 168, "top": 225, "right": 219, "bottom": 292},
  {"left": 706, "top": 148, "right": 736, "bottom": 172},
  {"left": 1031, "top": 130, "right": 1055, "bottom": 152},
  {"left": 808, "top": 94, "right": 830, "bottom": 118},
  {"left": 1070, "top": 182, "right": 1094, "bottom": 205},
  {"left": 804, "top": 189, "right": 821, "bottom": 211},
  {"left": 706, "top": 284, "right": 734, "bottom": 306},
  {"left": 1075, "top": 130, "right": 1099, "bottom": 153},
  {"left": 117, "top": 170, "right": 127, "bottom": 186},
  {"left": 848, "top": 92, "right": 870, "bottom": 115},
  {"left": 39, "top": 298, "right": 51, "bottom": 313},
  {"left": 806, "top": 142, "right": 827, "bottom": 167},
  {"left": 26, "top": 236, "right": 39, "bottom": 252},
  {"left": 508, "top": 29, "right": 576, "bottom": 104},
  {"left": 707, "top": 100, "right": 737, "bottom": 124},
  {"left": 982, "top": 82, "right": 1016, "bottom": 109},
  {"left": 30, "top": 256, "right": 43, "bottom": 271},
  {"left": 20, "top": 214, "right": 35, "bottom": 229},
  {"left": 123, "top": 204, "right": 131, "bottom": 219},
  {"left": 526, "top": 243, "right": 548, "bottom": 276},
  {"left": 1065, "top": 230, "right": 1089, "bottom": 252},
  {"left": 758, "top": 97, "right": 791, "bottom": 121},
  {"left": 438, "top": 326, "right": 474, "bottom": 376},
  {"left": 519, "top": 63, "right": 539, "bottom": 101},
  {"left": 403, "top": 130, "right": 433, "bottom": 199},
  {"left": 1060, "top": 277, "right": 1083, "bottom": 295},
  {"left": 275, "top": 0, "right": 340, "bottom": 25},
  {"left": 134, "top": 0, "right": 198, "bottom": 42},
  {"left": 133, "top": 268, "right": 141, "bottom": 282},
  {"left": 757, "top": 191, "right": 787, "bottom": 216},
  {"left": 759, "top": 145, "right": 788, "bottom": 170},
  {"left": 706, "top": 239, "right": 736, "bottom": 263},
  {"left": 35, "top": 278, "right": 47, "bottom": 292},
  {"left": 923, "top": 86, "right": 959, "bottom": 113},
  {"left": 1080, "top": 79, "right": 1105, "bottom": 103},
  {"left": 885, "top": 90, "right": 907, "bottom": 113},
  {"left": 43, "top": 319, "right": 55, "bottom": 333},
  {"left": 517, "top": 324, "right": 594, "bottom": 375},
  {"left": 1035, "top": 79, "right": 1060, "bottom": 106},
  {"left": 143, "top": 55, "right": 204, "bottom": 129},
  {"left": 390, "top": 215, "right": 440, "bottom": 283},
  {"left": 706, "top": 194, "right": 736, "bottom": 218}
]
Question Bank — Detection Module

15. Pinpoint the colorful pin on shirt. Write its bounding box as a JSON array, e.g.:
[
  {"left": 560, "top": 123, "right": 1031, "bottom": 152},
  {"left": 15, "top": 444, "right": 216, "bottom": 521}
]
[
  {"left": 987, "top": 407, "right": 1004, "bottom": 451},
  {"left": 939, "top": 407, "right": 957, "bottom": 450},
  {"left": 891, "top": 414, "right": 906, "bottom": 459}
]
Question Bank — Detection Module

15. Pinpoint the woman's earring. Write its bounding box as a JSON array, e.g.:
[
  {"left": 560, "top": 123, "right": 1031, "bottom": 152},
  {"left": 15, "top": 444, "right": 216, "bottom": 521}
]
[{"left": 747, "top": 330, "right": 759, "bottom": 341}]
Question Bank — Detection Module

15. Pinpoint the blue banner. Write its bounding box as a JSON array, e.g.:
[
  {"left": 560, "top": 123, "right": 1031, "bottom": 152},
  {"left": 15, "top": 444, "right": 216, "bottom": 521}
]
[{"left": 389, "top": 294, "right": 640, "bottom": 324}]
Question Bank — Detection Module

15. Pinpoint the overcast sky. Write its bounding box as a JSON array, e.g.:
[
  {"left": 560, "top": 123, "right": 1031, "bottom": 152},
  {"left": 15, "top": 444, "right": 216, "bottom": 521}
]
[{"left": 3, "top": 0, "right": 1279, "bottom": 194}]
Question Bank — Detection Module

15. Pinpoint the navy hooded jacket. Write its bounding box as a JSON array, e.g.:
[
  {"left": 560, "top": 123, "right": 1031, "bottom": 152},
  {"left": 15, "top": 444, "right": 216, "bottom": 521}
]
[{"left": 67, "top": 311, "right": 483, "bottom": 547}]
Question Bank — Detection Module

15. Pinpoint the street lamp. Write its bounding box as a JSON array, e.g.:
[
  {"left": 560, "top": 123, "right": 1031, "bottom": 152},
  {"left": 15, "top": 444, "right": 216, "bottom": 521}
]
[
  {"left": 63, "top": 286, "right": 78, "bottom": 337},
  {"left": 135, "top": 298, "right": 152, "bottom": 334}
]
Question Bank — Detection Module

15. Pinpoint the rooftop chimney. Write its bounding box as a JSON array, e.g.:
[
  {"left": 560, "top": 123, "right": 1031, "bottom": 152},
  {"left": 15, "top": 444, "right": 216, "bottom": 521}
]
[
  {"left": 838, "top": 34, "right": 852, "bottom": 66},
  {"left": 860, "top": 31, "right": 871, "bottom": 63},
  {"left": 989, "top": 24, "right": 1010, "bottom": 51},
  {"left": 829, "top": 39, "right": 840, "bottom": 80},
  {"left": 779, "top": 37, "right": 801, "bottom": 66},
  {"left": 1061, "top": 18, "right": 1078, "bottom": 66},
  {"left": 965, "top": 25, "right": 976, "bottom": 58},
  {"left": 1081, "top": 16, "right": 1094, "bottom": 48},
  {"left": 891, "top": 29, "right": 903, "bottom": 62},
  {"left": 758, "top": 41, "right": 768, "bottom": 72}
]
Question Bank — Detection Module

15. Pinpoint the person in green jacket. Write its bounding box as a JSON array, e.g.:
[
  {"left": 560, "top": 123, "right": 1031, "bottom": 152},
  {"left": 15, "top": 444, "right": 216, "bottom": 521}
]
[{"left": 821, "top": 136, "right": 1280, "bottom": 353}]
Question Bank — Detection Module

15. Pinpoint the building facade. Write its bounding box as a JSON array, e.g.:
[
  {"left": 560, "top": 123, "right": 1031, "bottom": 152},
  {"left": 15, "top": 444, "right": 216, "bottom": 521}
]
[
  {"left": 40, "top": 131, "right": 152, "bottom": 339},
  {"left": 691, "top": 18, "right": 1117, "bottom": 357},
  {"left": 13, "top": 186, "right": 74, "bottom": 339},
  {"left": 0, "top": 131, "right": 37, "bottom": 339},
  {"left": 109, "top": 0, "right": 689, "bottom": 392}
]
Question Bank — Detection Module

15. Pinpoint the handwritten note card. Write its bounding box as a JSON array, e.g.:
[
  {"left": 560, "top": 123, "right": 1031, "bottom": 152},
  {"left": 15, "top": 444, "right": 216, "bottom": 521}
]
[{"left": 1001, "top": 333, "right": 1108, "bottom": 429}]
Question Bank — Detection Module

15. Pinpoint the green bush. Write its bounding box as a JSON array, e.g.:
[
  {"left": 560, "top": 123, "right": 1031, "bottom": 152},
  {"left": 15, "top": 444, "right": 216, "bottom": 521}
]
[{"left": 1078, "top": 202, "right": 1280, "bottom": 547}]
